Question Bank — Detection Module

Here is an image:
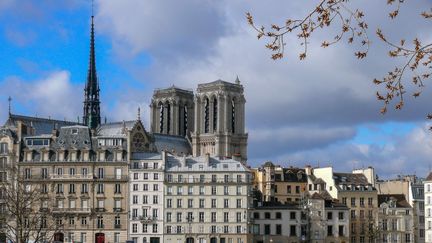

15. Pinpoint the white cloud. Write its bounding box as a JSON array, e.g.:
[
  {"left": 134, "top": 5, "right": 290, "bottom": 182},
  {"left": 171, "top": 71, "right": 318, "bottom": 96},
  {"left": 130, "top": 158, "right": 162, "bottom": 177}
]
[{"left": 0, "top": 70, "right": 82, "bottom": 122}]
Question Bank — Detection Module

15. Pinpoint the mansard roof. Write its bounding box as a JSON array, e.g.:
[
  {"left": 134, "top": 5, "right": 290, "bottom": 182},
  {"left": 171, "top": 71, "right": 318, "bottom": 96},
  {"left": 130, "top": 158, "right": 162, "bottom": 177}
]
[
  {"left": 333, "top": 172, "right": 370, "bottom": 185},
  {"left": 52, "top": 125, "right": 94, "bottom": 150},
  {"left": 97, "top": 121, "right": 136, "bottom": 137},
  {"left": 5, "top": 113, "right": 79, "bottom": 135},
  {"left": 378, "top": 194, "right": 411, "bottom": 208},
  {"left": 165, "top": 154, "right": 249, "bottom": 172}
]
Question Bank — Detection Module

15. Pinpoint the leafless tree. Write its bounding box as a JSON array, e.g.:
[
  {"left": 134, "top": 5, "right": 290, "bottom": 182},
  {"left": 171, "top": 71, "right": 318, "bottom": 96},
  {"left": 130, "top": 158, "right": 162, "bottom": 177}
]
[
  {"left": 247, "top": 0, "right": 432, "bottom": 120},
  {"left": 0, "top": 166, "right": 60, "bottom": 243}
]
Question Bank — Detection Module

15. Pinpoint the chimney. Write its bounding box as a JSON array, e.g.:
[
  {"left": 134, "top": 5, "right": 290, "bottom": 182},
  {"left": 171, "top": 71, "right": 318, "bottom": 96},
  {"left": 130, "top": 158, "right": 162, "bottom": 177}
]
[{"left": 205, "top": 153, "right": 211, "bottom": 166}]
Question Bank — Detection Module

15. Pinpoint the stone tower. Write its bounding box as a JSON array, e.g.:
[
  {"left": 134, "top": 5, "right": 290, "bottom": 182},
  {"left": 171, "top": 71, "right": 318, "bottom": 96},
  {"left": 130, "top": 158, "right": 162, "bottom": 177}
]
[
  {"left": 150, "top": 86, "right": 194, "bottom": 137},
  {"left": 83, "top": 16, "right": 101, "bottom": 129},
  {"left": 191, "top": 78, "right": 248, "bottom": 161}
]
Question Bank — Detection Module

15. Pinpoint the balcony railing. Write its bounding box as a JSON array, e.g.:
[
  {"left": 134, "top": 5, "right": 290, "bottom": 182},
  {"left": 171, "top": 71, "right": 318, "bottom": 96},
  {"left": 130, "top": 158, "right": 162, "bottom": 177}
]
[
  {"left": 51, "top": 174, "right": 93, "bottom": 180},
  {"left": 52, "top": 207, "right": 91, "bottom": 214},
  {"left": 165, "top": 178, "right": 251, "bottom": 184},
  {"left": 133, "top": 216, "right": 158, "bottom": 223}
]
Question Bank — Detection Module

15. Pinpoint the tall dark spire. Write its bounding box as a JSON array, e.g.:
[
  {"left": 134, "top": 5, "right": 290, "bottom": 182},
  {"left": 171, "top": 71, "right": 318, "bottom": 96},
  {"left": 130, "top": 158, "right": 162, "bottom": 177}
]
[{"left": 83, "top": 15, "right": 101, "bottom": 129}]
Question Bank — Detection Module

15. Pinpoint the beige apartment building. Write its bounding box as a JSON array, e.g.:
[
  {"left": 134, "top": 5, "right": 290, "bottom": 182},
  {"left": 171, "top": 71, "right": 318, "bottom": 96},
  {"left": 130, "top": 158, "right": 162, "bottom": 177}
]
[
  {"left": 19, "top": 123, "right": 129, "bottom": 243},
  {"left": 252, "top": 162, "right": 307, "bottom": 203},
  {"left": 306, "top": 166, "right": 379, "bottom": 243}
]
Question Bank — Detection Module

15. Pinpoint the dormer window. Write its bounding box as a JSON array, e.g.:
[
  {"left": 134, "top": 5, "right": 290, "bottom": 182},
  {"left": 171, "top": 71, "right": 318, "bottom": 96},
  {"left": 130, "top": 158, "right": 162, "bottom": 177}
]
[{"left": 71, "top": 129, "right": 78, "bottom": 135}]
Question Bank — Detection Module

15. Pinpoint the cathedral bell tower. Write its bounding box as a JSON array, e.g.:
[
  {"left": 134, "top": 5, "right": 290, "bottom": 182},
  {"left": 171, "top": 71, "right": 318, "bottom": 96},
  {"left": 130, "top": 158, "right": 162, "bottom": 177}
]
[
  {"left": 191, "top": 78, "right": 248, "bottom": 161},
  {"left": 83, "top": 15, "right": 101, "bottom": 130}
]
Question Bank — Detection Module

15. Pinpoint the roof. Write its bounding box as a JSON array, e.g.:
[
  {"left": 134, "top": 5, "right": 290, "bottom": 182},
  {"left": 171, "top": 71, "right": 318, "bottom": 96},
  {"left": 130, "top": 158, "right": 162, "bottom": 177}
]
[
  {"left": 378, "top": 194, "right": 411, "bottom": 208},
  {"left": 333, "top": 172, "right": 370, "bottom": 185},
  {"left": 310, "top": 190, "right": 333, "bottom": 200},
  {"left": 5, "top": 114, "right": 79, "bottom": 136},
  {"left": 278, "top": 168, "right": 307, "bottom": 182},
  {"left": 165, "top": 154, "right": 249, "bottom": 172},
  {"left": 253, "top": 201, "right": 300, "bottom": 210},
  {"left": 262, "top": 161, "right": 275, "bottom": 168},
  {"left": 97, "top": 121, "right": 136, "bottom": 136},
  {"left": 426, "top": 172, "right": 432, "bottom": 181},
  {"left": 153, "top": 133, "right": 191, "bottom": 155},
  {"left": 131, "top": 152, "right": 162, "bottom": 160}
]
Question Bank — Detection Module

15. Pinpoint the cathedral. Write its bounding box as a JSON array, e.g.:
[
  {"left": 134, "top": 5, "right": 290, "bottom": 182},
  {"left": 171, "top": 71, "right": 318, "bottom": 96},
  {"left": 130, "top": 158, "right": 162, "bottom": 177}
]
[{"left": 0, "top": 14, "right": 251, "bottom": 243}]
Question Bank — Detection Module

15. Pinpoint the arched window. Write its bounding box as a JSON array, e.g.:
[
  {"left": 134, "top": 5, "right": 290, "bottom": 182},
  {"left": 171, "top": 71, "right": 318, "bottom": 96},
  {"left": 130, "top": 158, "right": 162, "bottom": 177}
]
[
  {"left": 213, "top": 97, "right": 218, "bottom": 131},
  {"left": 183, "top": 105, "right": 188, "bottom": 136},
  {"left": 204, "top": 98, "right": 210, "bottom": 133},
  {"left": 167, "top": 103, "right": 171, "bottom": 134},
  {"left": 159, "top": 104, "right": 164, "bottom": 133},
  {"left": 231, "top": 98, "right": 236, "bottom": 133}
]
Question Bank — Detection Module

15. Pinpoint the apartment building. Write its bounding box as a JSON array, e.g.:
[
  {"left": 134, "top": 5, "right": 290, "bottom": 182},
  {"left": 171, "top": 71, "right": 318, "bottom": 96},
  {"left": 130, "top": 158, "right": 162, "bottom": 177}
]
[
  {"left": 307, "top": 166, "right": 379, "bottom": 243},
  {"left": 252, "top": 162, "right": 307, "bottom": 203},
  {"left": 163, "top": 154, "right": 252, "bottom": 243},
  {"left": 378, "top": 194, "right": 414, "bottom": 243}
]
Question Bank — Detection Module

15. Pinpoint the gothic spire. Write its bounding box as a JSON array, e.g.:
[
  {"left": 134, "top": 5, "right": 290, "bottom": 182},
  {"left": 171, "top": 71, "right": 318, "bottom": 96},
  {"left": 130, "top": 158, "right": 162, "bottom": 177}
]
[{"left": 83, "top": 15, "right": 101, "bottom": 129}]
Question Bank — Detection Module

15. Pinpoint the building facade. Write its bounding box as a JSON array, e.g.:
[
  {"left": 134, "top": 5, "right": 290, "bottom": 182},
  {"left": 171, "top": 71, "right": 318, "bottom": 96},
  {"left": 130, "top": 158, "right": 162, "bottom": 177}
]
[{"left": 163, "top": 154, "right": 251, "bottom": 243}]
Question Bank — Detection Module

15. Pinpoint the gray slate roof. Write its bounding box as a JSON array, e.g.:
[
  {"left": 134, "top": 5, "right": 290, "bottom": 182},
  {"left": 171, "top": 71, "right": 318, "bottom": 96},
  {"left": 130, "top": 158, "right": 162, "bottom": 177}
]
[
  {"left": 5, "top": 114, "right": 79, "bottom": 136},
  {"left": 153, "top": 133, "right": 191, "bottom": 155},
  {"left": 97, "top": 121, "right": 136, "bottom": 137}
]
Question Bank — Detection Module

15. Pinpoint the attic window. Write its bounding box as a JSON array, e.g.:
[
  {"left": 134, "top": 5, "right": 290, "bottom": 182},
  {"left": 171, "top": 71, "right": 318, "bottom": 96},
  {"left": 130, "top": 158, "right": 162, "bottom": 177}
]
[
  {"left": 223, "top": 164, "right": 228, "bottom": 169},
  {"left": 71, "top": 129, "right": 78, "bottom": 135},
  {"left": 84, "top": 140, "right": 89, "bottom": 145}
]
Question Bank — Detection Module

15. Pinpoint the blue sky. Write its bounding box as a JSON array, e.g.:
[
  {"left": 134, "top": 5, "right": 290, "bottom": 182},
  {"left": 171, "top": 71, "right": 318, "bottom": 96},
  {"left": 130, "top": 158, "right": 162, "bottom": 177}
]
[{"left": 0, "top": 0, "right": 431, "bottom": 178}]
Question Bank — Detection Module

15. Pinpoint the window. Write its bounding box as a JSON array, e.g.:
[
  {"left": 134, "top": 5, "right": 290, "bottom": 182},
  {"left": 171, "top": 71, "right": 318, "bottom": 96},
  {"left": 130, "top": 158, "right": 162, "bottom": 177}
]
[
  {"left": 276, "top": 212, "right": 282, "bottom": 219},
  {"left": 132, "top": 223, "right": 138, "bottom": 233},
  {"left": 154, "top": 173, "right": 159, "bottom": 180},
  {"left": 351, "top": 210, "right": 356, "bottom": 219},
  {"left": 360, "top": 197, "right": 365, "bottom": 206},
  {"left": 224, "top": 186, "right": 229, "bottom": 195},
  {"left": 200, "top": 186, "right": 205, "bottom": 195},
  {"left": 81, "top": 217, "right": 87, "bottom": 225},
  {"left": 224, "top": 212, "right": 229, "bottom": 222},
  {"left": 265, "top": 212, "right": 271, "bottom": 219},
  {"left": 253, "top": 212, "right": 259, "bottom": 219},
  {"left": 351, "top": 197, "right": 356, "bottom": 206},
  {"left": 177, "top": 212, "right": 182, "bottom": 222},
  {"left": 153, "top": 184, "right": 158, "bottom": 191},
  {"left": 188, "top": 199, "right": 193, "bottom": 208},
  {"left": 188, "top": 186, "right": 193, "bottom": 195},
  {"left": 166, "top": 212, "right": 172, "bottom": 222},
  {"left": 212, "top": 186, "right": 217, "bottom": 195},
  {"left": 199, "top": 212, "right": 204, "bottom": 222},
  {"left": 236, "top": 186, "right": 242, "bottom": 195},
  {"left": 56, "top": 184, "right": 63, "bottom": 194},
  {"left": 236, "top": 199, "right": 242, "bottom": 208},
  {"left": 199, "top": 199, "right": 205, "bottom": 208},
  {"left": 224, "top": 199, "right": 229, "bottom": 208},
  {"left": 133, "top": 173, "right": 138, "bottom": 180},
  {"left": 339, "top": 225, "right": 344, "bottom": 236},
  {"left": 177, "top": 186, "right": 183, "bottom": 195},
  {"left": 264, "top": 224, "right": 270, "bottom": 235},
  {"left": 0, "top": 143, "right": 8, "bottom": 154},
  {"left": 327, "top": 212, "right": 333, "bottom": 220},
  {"left": 167, "top": 199, "right": 172, "bottom": 208},
  {"left": 143, "top": 224, "right": 148, "bottom": 233},
  {"left": 143, "top": 195, "right": 148, "bottom": 204},
  {"left": 69, "top": 184, "right": 75, "bottom": 194},
  {"left": 97, "top": 168, "right": 104, "bottom": 179},
  {"left": 327, "top": 225, "right": 333, "bottom": 236},
  {"left": 338, "top": 212, "right": 344, "bottom": 220},
  {"left": 368, "top": 197, "right": 373, "bottom": 206},
  {"left": 295, "top": 186, "right": 300, "bottom": 193},
  {"left": 97, "top": 216, "right": 103, "bottom": 229},
  {"left": 342, "top": 197, "right": 347, "bottom": 205},
  {"left": 211, "top": 199, "right": 217, "bottom": 208},
  {"left": 115, "top": 184, "right": 121, "bottom": 193},
  {"left": 115, "top": 216, "right": 120, "bottom": 227},
  {"left": 237, "top": 212, "right": 242, "bottom": 222},
  {"left": 143, "top": 184, "right": 148, "bottom": 191},
  {"left": 290, "top": 212, "right": 296, "bottom": 220},
  {"left": 97, "top": 183, "right": 104, "bottom": 194},
  {"left": 152, "top": 224, "right": 158, "bottom": 233},
  {"left": 276, "top": 224, "right": 282, "bottom": 235},
  {"left": 153, "top": 195, "right": 158, "bottom": 204},
  {"left": 177, "top": 199, "right": 182, "bottom": 208},
  {"left": 211, "top": 212, "right": 217, "bottom": 222},
  {"left": 290, "top": 225, "right": 296, "bottom": 236}
]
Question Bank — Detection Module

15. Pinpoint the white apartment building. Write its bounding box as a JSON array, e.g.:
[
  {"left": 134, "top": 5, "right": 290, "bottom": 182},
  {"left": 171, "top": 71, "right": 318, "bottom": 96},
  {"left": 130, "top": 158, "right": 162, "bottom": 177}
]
[
  {"left": 163, "top": 154, "right": 252, "bottom": 243},
  {"left": 129, "top": 152, "right": 166, "bottom": 243},
  {"left": 424, "top": 173, "right": 432, "bottom": 242}
]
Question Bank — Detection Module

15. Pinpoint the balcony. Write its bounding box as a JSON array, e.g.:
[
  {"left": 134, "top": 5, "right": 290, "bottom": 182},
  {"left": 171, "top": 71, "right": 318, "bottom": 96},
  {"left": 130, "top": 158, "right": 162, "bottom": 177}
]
[
  {"left": 95, "top": 208, "right": 106, "bottom": 212},
  {"left": 164, "top": 178, "right": 251, "bottom": 184},
  {"left": 137, "top": 216, "right": 157, "bottom": 223},
  {"left": 113, "top": 208, "right": 123, "bottom": 212},
  {"left": 51, "top": 174, "right": 93, "bottom": 180},
  {"left": 114, "top": 224, "right": 122, "bottom": 229},
  {"left": 52, "top": 207, "right": 91, "bottom": 214}
]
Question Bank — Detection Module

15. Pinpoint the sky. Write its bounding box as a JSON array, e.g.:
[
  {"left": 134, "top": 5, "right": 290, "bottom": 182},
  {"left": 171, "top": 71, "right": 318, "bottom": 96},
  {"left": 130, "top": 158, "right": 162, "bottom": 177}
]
[{"left": 0, "top": 0, "right": 431, "bottom": 178}]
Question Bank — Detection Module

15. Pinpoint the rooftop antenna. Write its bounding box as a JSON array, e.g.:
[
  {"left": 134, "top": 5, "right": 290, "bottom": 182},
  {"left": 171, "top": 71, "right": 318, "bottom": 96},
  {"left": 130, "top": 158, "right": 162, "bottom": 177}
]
[{"left": 7, "top": 96, "right": 12, "bottom": 117}]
